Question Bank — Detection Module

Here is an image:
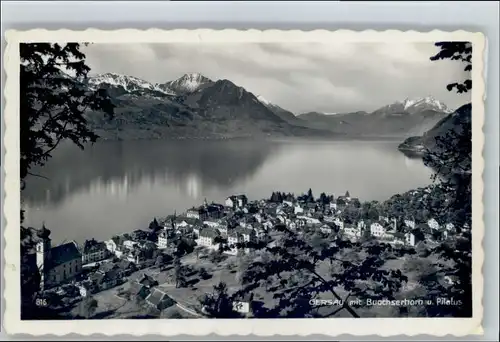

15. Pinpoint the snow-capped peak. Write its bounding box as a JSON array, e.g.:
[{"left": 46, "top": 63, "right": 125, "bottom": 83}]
[
  {"left": 88, "top": 72, "right": 174, "bottom": 95},
  {"left": 160, "top": 73, "right": 212, "bottom": 94},
  {"left": 175, "top": 73, "right": 208, "bottom": 91},
  {"left": 256, "top": 94, "right": 287, "bottom": 111},
  {"left": 401, "top": 96, "right": 451, "bottom": 113},
  {"left": 256, "top": 95, "right": 271, "bottom": 105},
  {"left": 88, "top": 72, "right": 150, "bottom": 90}
]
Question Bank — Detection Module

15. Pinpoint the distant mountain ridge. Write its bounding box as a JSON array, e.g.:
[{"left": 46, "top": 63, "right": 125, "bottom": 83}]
[
  {"left": 256, "top": 95, "right": 304, "bottom": 125},
  {"left": 87, "top": 72, "right": 175, "bottom": 95},
  {"left": 372, "top": 96, "right": 452, "bottom": 116},
  {"left": 85, "top": 73, "right": 334, "bottom": 140},
  {"left": 297, "top": 96, "right": 453, "bottom": 138},
  {"left": 85, "top": 72, "right": 454, "bottom": 140}
]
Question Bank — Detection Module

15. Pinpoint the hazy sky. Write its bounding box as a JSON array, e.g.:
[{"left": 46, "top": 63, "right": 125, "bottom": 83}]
[{"left": 82, "top": 42, "right": 471, "bottom": 114}]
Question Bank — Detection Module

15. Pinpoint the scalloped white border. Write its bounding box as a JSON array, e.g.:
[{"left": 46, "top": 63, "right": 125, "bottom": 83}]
[{"left": 2, "top": 29, "right": 485, "bottom": 337}]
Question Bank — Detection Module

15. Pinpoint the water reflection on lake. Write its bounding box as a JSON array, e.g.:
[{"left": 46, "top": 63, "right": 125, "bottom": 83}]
[{"left": 21, "top": 139, "right": 433, "bottom": 244}]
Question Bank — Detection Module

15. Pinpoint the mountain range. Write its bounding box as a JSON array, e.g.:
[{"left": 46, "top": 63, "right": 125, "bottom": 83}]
[
  {"left": 84, "top": 72, "right": 334, "bottom": 140},
  {"left": 83, "top": 72, "right": 455, "bottom": 141},
  {"left": 297, "top": 96, "right": 453, "bottom": 138}
]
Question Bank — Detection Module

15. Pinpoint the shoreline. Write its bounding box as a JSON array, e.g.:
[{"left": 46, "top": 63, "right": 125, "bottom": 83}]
[
  {"left": 397, "top": 146, "right": 426, "bottom": 158},
  {"left": 91, "top": 134, "right": 408, "bottom": 144}
]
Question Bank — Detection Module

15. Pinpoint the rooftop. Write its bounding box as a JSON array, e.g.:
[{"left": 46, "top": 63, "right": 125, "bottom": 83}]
[
  {"left": 47, "top": 241, "right": 81, "bottom": 268},
  {"left": 199, "top": 228, "right": 220, "bottom": 238},
  {"left": 128, "top": 281, "right": 145, "bottom": 295},
  {"left": 146, "top": 288, "right": 172, "bottom": 306},
  {"left": 138, "top": 274, "right": 158, "bottom": 288},
  {"left": 83, "top": 240, "right": 107, "bottom": 254},
  {"left": 234, "top": 226, "right": 254, "bottom": 236}
]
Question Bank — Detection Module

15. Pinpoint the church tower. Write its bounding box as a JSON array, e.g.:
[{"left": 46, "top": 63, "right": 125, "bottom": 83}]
[{"left": 36, "top": 224, "right": 52, "bottom": 290}]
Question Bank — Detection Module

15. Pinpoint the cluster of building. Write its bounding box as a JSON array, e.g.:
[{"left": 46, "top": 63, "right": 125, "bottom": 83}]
[
  {"left": 168, "top": 193, "right": 466, "bottom": 255},
  {"left": 26, "top": 227, "right": 153, "bottom": 294},
  {"left": 27, "top": 191, "right": 468, "bottom": 299}
]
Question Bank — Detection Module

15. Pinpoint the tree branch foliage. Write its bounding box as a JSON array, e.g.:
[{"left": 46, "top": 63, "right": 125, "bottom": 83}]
[
  {"left": 424, "top": 41, "right": 472, "bottom": 228},
  {"left": 421, "top": 41, "right": 473, "bottom": 317},
  {"left": 20, "top": 42, "right": 114, "bottom": 319},
  {"left": 200, "top": 282, "right": 242, "bottom": 318},
  {"left": 20, "top": 43, "right": 115, "bottom": 188},
  {"left": 233, "top": 224, "right": 409, "bottom": 318},
  {"left": 430, "top": 41, "right": 472, "bottom": 94}
]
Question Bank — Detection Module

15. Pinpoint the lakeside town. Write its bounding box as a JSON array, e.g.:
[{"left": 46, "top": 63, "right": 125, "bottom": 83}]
[
  {"left": 21, "top": 186, "right": 470, "bottom": 319},
  {"left": 15, "top": 39, "right": 475, "bottom": 322}
]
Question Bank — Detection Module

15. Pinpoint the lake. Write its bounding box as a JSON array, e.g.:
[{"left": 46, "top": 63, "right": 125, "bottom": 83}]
[{"left": 21, "top": 139, "right": 434, "bottom": 244}]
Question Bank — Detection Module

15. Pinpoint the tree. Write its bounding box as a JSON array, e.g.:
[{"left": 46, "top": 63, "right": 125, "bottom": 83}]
[
  {"left": 402, "top": 256, "right": 434, "bottom": 276},
  {"left": 208, "top": 249, "right": 224, "bottom": 264},
  {"left": 360, "top": 201, "right": 376, "bottom": 220},
  {"left": 414, "top": 41, "right": 473, "bottom": 317},
  {"left": 430, "top": 42, "right": 472, "bottom": 93},
  {"left": 367, "top": 207, "right": 379, "bottom": 220},
  {"left": 149, "top": 218, "right": 160, "bottom": 232},
  {"left": 415, "top": 241, "right": 431, "bottom": 257},
  {"left": 173, "top": 257, "right": 186, "bottom": 288},
  {"left": 175, "top": 238, "right": 195, "bottom": 257},
  {"left": 345, "top": 190, "right": 350, "bottom": 198},
  {"left": 342, "top": 206, "right": 360, "bottom": 224},
  {"left": 269, "top": 192, "right": 276, "bottom": 202},
  {"left": 240, "top": 225, "right": 409, "bottom": 318},
  {"left": 360, "top": 226, "right": 372, "bottom": 242},
  {"left": 163, "top": 253, "right": 173, "bottom": 265},
  {"left": 306, "top": 188, "right": 314, "bottom": 202},
  {"left": 20, "top": 43, "right": 114, "bottom": 190},
  {"left": 200, "top": 282, "right": 241, "bottom": 318},
  {"left": 247, "top": 205, "right": 259, "bottom": 214},
  {"left": 79, "top": 296, "right": 98, "bottom": 319},
  {"left": 194, "top": 245, "right": 203, "bottom": 260},
  {"left": 310, "top": 232, "right": 329, "bottom": 252},
  {"left": 20, "top": 43, "right": 114, "bottom": 316},
  {"left": 20, "top": 256, "right": 41, "bottom": 319},
  {"left": 351, "top": 198, "right": 361, "bottom": 208},
  {"left": 142, "top": 242, "right": 157, "bottom": 260},
  {"left": 425, "top": 41, "right": 472, "bottom": 216},
  {"left": 235, "top": 255, "right": 252, "bottom": 285},
  {"left": 269, "top": 191, "right": 284, "bottom": 203},
  {"left": 426, "top": 236, "right": 472, "bottom": 317},
  {"left": 319, "top": 192, "right": 330, "bottom": 205}
]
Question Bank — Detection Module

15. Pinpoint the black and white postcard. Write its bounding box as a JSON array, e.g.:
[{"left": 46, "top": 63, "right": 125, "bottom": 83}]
[{"left": 3, "top": 29, "right": 485, "bottom": 337}]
